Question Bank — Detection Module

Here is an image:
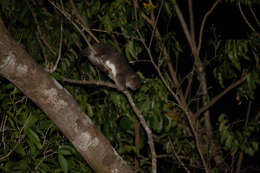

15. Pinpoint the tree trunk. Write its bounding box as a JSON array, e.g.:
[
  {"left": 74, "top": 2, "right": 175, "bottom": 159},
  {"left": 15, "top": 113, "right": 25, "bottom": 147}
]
[{"left": 0, "top": 19, "right": 134, "bottom": 173}]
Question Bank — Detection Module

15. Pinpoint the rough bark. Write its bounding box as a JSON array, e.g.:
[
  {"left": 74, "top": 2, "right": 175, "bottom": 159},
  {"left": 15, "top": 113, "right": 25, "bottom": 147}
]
[{"left": 0, "top": 19, "right": 134, "bottom": 173}]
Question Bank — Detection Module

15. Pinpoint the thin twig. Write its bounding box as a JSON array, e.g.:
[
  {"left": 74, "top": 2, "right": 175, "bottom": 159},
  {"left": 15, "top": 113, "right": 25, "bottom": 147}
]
[
  {"left": 134, "top": 119, "right": 140, "bottom": 169},
  {"left": 168, "top": 137, "right": 191, "bottom": 173},
  {"left": 49, "top": 22, "right": 64, "bottom": 73},
  {"left": 138, "top": 31, "right": 183, "bottom": 108},
  {"left": 174, "top": 2, "right": 196, "bottom": 56},
  {"left": 91, "top": 28, "right": 140, "bottom": 40},
  {"left": 1, "top": 114, "right": 8, "bottom": 150},
  {"left": 0, "top": 113, "right": 31, "bottom": 160},
  {"left": 141, "top": 5, "right": 180, "bottom": 88},
  {"left": 249, "top": 7, "right": 260, "bottom": 28},
  {"left": 184, "top": 69, "right": 194, "bottom": 101},
  {"left": 123, "top": 90, "right": 157, "bottom": 173},
  {"left": 35, "top": 150, "right": 57, "bottom": 170},
  {"left": 47, "top": 0, "right": 95, "bottom": 52},
  {"left": 235, "top": 100, "right": 252, "bottom": 173},
  {"left": 69, "top": 0, "right": 99, "bottom": 43},
  {"left": 36, "top": 33, "right": 49, "bottom": 67},
  {"left": 42, "top": 124, "right": 53, "bottom": 148},
  {"left": 197, "top": 0, "right": 221, "bottom": 54},
  {"left": 252, "top": 50, "right": 260, "bottom": 70},
  {"left": 28, "top": 2, "right": 57, "bottom": 56},
  {"left": 148, "top": 0, "right": 164, "bottom": 49},
  {"left": 138, "top": 5, "right": 182, "bottom": 104},
  {"left": 191, "top": 1, "right": 221, "bottom": 166},
  {"left": 238, "top": 2, "right": 256, "bottom": 33},
  {"left": 188, "top": 0, "right": 196, "bottom": 47}
]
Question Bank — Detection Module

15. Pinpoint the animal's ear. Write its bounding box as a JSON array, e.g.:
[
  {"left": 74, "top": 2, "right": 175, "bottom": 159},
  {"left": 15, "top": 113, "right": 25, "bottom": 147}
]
[{"left": 79, "top": 48, "right": 90, "bottom": 57}]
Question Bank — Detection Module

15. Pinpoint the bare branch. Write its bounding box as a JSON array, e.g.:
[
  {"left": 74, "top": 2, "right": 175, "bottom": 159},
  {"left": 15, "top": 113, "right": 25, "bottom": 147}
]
[
  {"left": 28, "top": 2, "right": 57, "bottom": 57},
  {"left": 168, "top": 137, "right": 191, "bottom": 173},
  {"left": 140, "top": 4, "right": 180, "bottom": 88},
  {"left": 188, "top": 0, "right": 196, "bottom": 47},
  {"left": 148, "top": 0, "right": 164, "bottom": 49},
  {"left": 238, "top": 2, "right": 256, "bottom": 33},
  {"left": 174, "top": 2, "right": 210, "bottom": 171},
  {"left": 0, "top": 113, "right": 31, "bottom": 160},
  {"left": 91, "top": 28, "right": 141, "bottom": 41},
  {"left": 36, "top": 34, "right": 49, "bottom": 67},
  {"left": 174, "top": 2, "right": 196, "bottom": 55},
  {"left": 235, "top": 100, "right": 252, "bottom": 173},
  {"left": 48, "top": 22, "right": 64, "bottom": 73},
  {"left": 184, "top": 70, "right": 194, "bottom": 100},
  {"left": 249, "top": 7, "right": 260, "bottom": 28},
  {"left": 47, "top": 0, "right": 95, "bottom": 52},
  {"left": 62, "top": 77, "right": 118, "bottom": 89},
  {"left": 195, "top": 74, "right": 248, "bottom": 118},
  {"left": 69, "top": 0, "right": 99, "bottom": 44},
  {"left": 134, "top": 120, "right": 140, "bottom": 169},
  {"left": 123, "top": 90, "right": 157, "bottom": 173}
]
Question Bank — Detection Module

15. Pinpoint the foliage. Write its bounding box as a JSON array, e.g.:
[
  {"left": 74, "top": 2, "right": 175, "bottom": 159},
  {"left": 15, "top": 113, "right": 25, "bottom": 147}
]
[
  {"left": 225, "top": 0, "right": 260, "bottom": 6},
  {"left": 218, "top": 114, "right": 259, "bottom": 156},
  {"left": 1, "top": 0, "right": 260, "bottom": 172}
]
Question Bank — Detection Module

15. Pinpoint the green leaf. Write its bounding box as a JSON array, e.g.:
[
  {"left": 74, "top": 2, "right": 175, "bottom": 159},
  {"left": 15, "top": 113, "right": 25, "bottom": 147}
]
[
  {"left": 125, "top": 40, "right": 135, "bottom": 61},
  {"left": 252, "top": 141, "right": 258, "bottom": 151},
  {"left": 53, "top": 168, "right": 64, "bottom": 173},
  {"left": 164, "top": 2, "right": 172, "bottom": 16},
  {"left": 119, "top": 116, "right": 133, "bottom": 131},
  {"left": 59, "top": 145, "right": 77, "bottom": 156},
  {"left": 24, "top": 114, "right": 39, "bottom": 132},
  {"left": 103, "top": 15, "right": 113, "bottom": 33},
  {"left": 86, "top": 104, "right": 94, "bottom": 117},
  {"left": 245, "top": 147, "right": 254, "bottom": 156},
  {"left": 5, "top": 160, "right": 29, "bottom": 172},
  {"left": 152, "top": 115, "right": 163, "bottom": 133},
  {"left": 26, "top": 128, "right": 42, "bottom": 149},
  {"left": 164, "top": 115, "right": 172, "bottom": 132},
  {"left": 225, "top": 135, "right": 233, "bottom": 149},
  {"left": 228, "top": 51, "right": 241, "bottom": 70},
  {"left": 91, "top": 0, "right": 101, "bottom": 15},
  {"left": 164, "top": 140, "right": 172, "bottom": 153},
  {"left": 15, "top": 144, "right": 26, "bottom": 156},
  {"left": 218, "top": 113, "right": 226, "bottom": 122},
  {"left": 58, "top": 154, "right": 68, "bottom": 173},
  {"left": 7, "top": 115, "right": 16, "bottom": 129},
  {"left": 0, "top": 0, "right": 10, "bottom": 10}
]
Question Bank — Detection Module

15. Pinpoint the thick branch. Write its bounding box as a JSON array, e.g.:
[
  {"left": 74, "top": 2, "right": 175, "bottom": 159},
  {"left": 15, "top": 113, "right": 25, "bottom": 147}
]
[{"left": 0, "top": 20, "right": 134, "bottom": 173}]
